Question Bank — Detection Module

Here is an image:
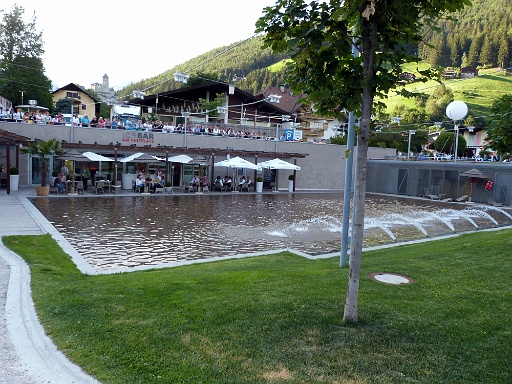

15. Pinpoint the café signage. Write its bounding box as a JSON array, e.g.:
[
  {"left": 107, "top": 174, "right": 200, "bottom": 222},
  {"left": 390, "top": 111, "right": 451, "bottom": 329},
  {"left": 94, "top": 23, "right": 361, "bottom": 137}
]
[{"left": 121, "top": 132, "right": 155, "bottom": 144}]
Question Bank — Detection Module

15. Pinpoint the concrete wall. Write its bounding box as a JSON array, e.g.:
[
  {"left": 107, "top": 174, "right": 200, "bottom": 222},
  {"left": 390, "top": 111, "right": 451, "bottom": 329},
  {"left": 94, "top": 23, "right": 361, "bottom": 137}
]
[{"left": 0, "top": 121, "right": 396, "bottom": 190}]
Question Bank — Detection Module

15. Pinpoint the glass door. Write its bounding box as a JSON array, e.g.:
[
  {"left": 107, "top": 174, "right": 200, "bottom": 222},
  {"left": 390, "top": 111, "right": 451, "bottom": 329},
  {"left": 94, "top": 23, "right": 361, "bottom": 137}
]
[{"left": 30, "top": 156, "right": 54, "bottom": 186}]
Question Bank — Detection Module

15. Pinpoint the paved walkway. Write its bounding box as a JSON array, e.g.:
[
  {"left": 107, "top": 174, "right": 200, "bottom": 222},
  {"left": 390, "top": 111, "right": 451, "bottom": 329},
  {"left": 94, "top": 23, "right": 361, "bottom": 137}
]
[{"left": 0, "top": 187, "right": 101, "bottom": 384}]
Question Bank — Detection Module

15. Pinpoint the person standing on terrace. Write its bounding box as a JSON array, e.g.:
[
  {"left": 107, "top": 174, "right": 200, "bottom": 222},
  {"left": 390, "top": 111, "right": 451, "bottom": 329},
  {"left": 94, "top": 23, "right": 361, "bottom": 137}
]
[{"left": 72, "top": 114, "right": 80, "bottom": 126}]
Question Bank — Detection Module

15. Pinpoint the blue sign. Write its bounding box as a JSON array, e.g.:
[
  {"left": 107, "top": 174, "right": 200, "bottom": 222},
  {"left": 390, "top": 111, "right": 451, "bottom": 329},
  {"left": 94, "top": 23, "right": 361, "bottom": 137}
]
[{"left": 284, "top": 129, "right": 294, "bottom": 141}]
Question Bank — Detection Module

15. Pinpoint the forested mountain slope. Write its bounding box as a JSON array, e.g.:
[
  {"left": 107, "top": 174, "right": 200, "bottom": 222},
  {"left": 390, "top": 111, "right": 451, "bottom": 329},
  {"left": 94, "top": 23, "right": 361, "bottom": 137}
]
[
  {"left": 119, "top": 0, "right": 511, "bottom": 99},
  {"left": 420, "top": 0, "right": 511, "bottom": 68},
  {"left": 119, "top": 36, "right": 288, "bottom": 99}
]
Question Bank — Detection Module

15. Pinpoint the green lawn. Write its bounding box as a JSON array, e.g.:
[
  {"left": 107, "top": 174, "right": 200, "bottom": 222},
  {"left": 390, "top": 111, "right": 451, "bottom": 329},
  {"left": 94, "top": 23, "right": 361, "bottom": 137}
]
[{"left": 4, "top": 232, "right": 512, "bottom": 383}]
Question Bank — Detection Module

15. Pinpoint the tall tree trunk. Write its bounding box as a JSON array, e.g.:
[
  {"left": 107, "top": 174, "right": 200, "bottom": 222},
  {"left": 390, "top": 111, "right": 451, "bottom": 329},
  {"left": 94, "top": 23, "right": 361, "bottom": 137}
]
[{"left": 343, "top": 16, "right": 376, "bottom": 322}]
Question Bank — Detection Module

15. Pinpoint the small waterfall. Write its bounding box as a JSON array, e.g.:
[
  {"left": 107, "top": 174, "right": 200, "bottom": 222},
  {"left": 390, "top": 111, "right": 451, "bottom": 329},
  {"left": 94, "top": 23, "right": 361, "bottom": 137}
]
[{"left": 424, "top": 211, "right": 455, "bottom": 232}]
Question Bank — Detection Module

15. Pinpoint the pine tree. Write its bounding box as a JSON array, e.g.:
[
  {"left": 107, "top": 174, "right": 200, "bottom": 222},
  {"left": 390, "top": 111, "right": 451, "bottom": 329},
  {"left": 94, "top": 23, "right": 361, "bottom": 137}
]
[
  {"left": 467, "top": 34, "right": 483, "bottom": 67},
  {"left": 497, "top": 35, "right": 510, "bottom": 68},
  {"left": 479, "top": 36, "right": 495, "bottom": 66}
]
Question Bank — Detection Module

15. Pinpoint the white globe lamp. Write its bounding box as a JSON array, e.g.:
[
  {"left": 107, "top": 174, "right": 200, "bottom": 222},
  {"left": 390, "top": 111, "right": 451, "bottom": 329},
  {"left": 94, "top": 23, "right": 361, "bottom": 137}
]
[{"left": 446, "top": 101, "right": 468, "bottom": 161}]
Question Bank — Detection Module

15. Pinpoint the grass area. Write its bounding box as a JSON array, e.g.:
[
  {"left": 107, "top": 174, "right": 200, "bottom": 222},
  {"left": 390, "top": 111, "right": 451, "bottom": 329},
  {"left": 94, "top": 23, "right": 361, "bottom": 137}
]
[
  {"left": 4, "top": 232, "right": 512, "bottom": 383},
  {"left": 382, "top": 66, "right": 512, "bottom": 120},
  {"left": 268, "top": 59, "right": 292, "bottom": 72}
]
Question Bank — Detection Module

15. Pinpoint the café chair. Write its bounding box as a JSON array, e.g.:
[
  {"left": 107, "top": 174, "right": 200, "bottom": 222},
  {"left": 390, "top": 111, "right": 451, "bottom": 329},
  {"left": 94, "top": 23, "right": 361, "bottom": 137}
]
[
  {"left": 76, "top": 180, "right": 85, "bottom": 195},
  {"left": 155, "top": 185, "right": 164, "bottom": 194}
]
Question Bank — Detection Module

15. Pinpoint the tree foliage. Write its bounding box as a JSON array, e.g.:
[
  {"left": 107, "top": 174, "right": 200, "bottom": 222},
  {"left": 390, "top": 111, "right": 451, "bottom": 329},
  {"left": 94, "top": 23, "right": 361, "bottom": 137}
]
[
  {"left": 54, "top": 98, "right": 73, "bottom": 114},
  {"left": 434, "top": 131, "right": 467, "bottom": 156},
  {"left": 0, "top": 4, "right": 52, "bottom": 108},
  {"left": 484, "top": 94, "right": 512, "bottom": 156},
  {"left": 256, "top": 0, "right": 470, "bottom": 323},
  {"left": 198, "top": 93, "right": 225, "bottom": 118},
  {"left": 421, "top": 0, "right": 512, "bottom": 68}
]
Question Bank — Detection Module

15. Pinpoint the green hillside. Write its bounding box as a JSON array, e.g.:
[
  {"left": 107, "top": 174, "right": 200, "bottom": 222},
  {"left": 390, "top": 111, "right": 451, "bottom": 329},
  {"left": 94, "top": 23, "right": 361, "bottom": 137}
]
[{"left": 381, "top": 67, "right": 512, "bottom": 124}]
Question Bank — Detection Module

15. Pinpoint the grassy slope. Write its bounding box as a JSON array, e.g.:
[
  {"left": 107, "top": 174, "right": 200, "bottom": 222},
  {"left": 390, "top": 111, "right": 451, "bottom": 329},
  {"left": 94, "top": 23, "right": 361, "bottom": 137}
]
[
  {"left": 383, "top": 66, "right": 512, "bottom": 121},
  {"left": 269, "top": 59, "right": 512, "bottom": 122},
  {"left": 4, "top": 233, "right": 512, "bottom": 384}
]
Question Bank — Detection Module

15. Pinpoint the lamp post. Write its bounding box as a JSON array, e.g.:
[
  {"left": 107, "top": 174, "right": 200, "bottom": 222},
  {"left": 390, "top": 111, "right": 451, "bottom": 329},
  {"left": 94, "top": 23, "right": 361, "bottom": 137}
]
[
  {"left": 279, "top": 115, "right": 291, "bottom": 152},
  {"left": 446, "top": 101, "right": 468, "bottom": 161},
  {"left": 407, "top": 130, "right": 416, "bottom": 161}
]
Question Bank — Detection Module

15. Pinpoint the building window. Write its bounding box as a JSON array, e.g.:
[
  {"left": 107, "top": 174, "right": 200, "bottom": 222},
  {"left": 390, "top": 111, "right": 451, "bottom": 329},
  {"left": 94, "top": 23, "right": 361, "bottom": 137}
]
[
  {"left": 66, "top": 92, "right": 79, "bottom": 98},
  {"left": 81, "top": 104, "right": 86, "bottom": 110}
]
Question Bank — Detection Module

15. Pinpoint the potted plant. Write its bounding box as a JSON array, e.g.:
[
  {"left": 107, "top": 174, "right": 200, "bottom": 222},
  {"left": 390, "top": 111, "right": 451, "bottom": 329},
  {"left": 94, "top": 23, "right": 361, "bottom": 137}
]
[
  {"left": 288, "top": 174, "right": 294, "bottom": 192},
  {"left": 256, "top": 176, "right": 264, "bottom": 193},
  {"left": 164, "top": 180, "right": 173, "bottom": 193},
  {"left": 9, "top": 167, "right": 19, "bottom": 191},
  {"left": 20, "top": 139, "right": 63, "bottom": 196}
]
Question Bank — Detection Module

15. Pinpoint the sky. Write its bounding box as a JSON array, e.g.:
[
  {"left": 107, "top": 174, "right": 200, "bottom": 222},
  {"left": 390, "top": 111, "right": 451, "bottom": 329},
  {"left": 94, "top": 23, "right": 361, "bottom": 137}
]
[{"left": 2, "top": 0, "right": 277, "bottom": 91}]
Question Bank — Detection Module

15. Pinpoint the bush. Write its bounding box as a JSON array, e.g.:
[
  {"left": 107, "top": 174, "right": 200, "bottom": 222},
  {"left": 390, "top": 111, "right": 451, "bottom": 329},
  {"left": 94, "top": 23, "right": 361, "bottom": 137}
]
[
  {"left": 9, "top": 167, "right": 19, "bottom": 175},
  {"left": 165, "top": 181, "right": 172, "bottom": 187},
  {"left": 256, "top": 176, "right": 263, "bottom": 182},
  {"left": 288, "top": 174, "right": 294, "bottom": 180}
]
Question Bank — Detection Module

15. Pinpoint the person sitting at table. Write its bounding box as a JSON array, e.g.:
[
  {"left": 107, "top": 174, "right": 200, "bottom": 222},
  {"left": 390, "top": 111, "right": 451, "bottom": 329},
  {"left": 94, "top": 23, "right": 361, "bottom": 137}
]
[
  {"left": 54, "top": 173, "right": 66, "bottom": 194},
  {"left": 238, "top": 176, "right": 246, "bottom": 192},
  {"left": 213, "top": 176, "right": 223, "bottom": 191},
  {"left": 201, "top": 175, "right": 209, "bottom": 191},
  {"left": 246, "top": 176, "right": 252, "bottom": 189},
  {"left": 223, "top": 176, "right": 232, "bottom": 191},
  {"left": 151, "top": 176, "right": 164, "bottom": 193},
  {"left": 135, "top": 174, "right": 145, "bottom": 193},
  {"left": 191, "top": 174, "right": 200, "bottom": 192},
  {"left": 145, "top": 174, "right": 153, "bottom": 193}
]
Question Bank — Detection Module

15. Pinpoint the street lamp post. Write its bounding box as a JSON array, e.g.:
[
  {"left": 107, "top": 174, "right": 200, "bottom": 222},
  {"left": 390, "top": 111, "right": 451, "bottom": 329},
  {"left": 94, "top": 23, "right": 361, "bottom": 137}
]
[
  {"left": 446, "top": 101, "right": 468, "bottom": 161},
  {"left": 407, "top": 130, "right": 416, "bottom": 161}
]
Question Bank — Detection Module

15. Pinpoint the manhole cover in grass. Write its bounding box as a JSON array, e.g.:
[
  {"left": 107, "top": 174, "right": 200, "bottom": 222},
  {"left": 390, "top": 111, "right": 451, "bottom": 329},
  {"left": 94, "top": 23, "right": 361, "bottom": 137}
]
[{"left": 368, "top": 272, "right": 414, "bottom": 285}]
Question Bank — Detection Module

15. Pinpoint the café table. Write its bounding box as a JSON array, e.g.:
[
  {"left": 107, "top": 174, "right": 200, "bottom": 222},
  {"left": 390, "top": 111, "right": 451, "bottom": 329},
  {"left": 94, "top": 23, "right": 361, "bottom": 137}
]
[{"left": 95, "top": 180, "right": 112, "bottom": 193}]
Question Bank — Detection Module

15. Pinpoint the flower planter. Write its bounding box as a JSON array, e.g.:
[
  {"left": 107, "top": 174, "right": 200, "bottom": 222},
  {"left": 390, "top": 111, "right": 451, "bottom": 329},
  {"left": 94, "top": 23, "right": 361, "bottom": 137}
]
[
  {"left": 36, "top": 186, "right": 50, "bottom": 196},
  {"left": 256, "top": 181, "right": 263, "bottom": 193},
  {"left": 10, "top": 175, "right": 19, "bottom": 191},
  {"left": 288, "top": 180, "right": 294, "bottom": 192}
]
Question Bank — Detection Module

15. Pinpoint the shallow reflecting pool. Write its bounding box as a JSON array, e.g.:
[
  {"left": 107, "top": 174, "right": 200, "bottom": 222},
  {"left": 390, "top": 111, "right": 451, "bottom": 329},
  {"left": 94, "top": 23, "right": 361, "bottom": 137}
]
[{"left": 31, "top": 193, "right": 512, "bottom": 271}]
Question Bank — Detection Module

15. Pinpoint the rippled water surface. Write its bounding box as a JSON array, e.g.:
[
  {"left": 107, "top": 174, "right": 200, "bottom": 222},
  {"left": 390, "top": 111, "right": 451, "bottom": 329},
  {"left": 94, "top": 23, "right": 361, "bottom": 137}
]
[{"left": 31, "top": 193, "right": 512, "bottom": 271}]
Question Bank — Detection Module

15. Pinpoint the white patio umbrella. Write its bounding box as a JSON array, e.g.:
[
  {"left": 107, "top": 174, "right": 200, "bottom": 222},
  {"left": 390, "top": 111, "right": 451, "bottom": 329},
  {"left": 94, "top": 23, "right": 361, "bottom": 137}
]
[
  {"left": 82, "top": 151, "right": 115, "bottom": 162},
  {"left": 119, "top": 152, "right": 165, "bottom": 185},
  {"left": 167, "top": 154, "right": 193, "bottom": 164},
  {"left": 119, "top": 152, "right": 164, "bottom": 163},
  {"left": 82, "top": 151, "right": 114, "bottom": 177},
  {"left": 167, "top": 154, "right": 193, "bottom": 190},
  {"left": 214, "top": 156, "right": 262, "bottom": 171},
  {"left": 258, "top": 158, "right": 301, "bottom": 170},
  {"left": 57, "top": 149, "right": 90, "bottom": 194},
  {"left": 258, "top": 158, "right": 300, "bottom": 191},
  {"left": 214, "top": 156, "right": 261, "bottom": 190}
]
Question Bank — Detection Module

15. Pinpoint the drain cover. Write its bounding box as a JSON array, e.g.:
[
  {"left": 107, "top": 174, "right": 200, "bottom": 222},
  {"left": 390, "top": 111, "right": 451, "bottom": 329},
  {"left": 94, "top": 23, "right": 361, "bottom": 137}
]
[{"left": 368, "top": 272, "right": 414, "bottom": 285}]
